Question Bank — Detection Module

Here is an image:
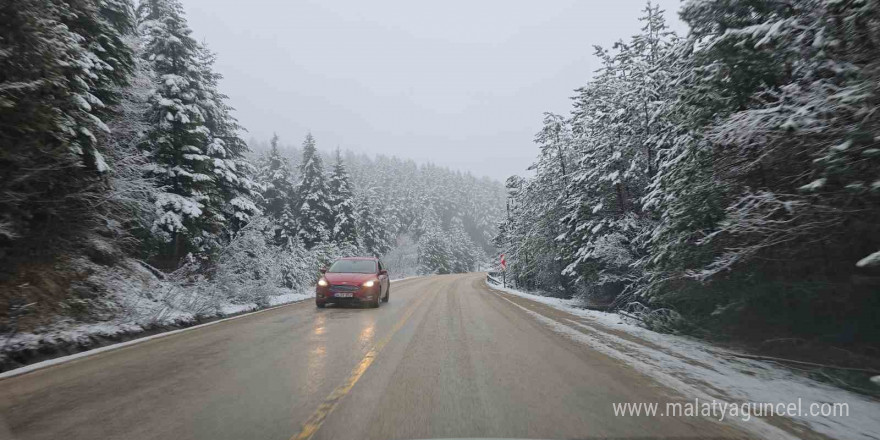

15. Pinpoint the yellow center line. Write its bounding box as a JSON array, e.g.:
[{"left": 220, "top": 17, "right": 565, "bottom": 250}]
[{"left": 290, "top": 291, "right": 432, "bottom": 440}]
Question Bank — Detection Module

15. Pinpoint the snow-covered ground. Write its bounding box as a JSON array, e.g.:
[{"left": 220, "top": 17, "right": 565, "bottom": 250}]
[
  {"left": 2, "top": 287, "right": 317, "bottom": 369},
  {"left": 486, "top": 281, "right": 880, "bottom": 440},
  {"left": 219, "top": 291, "right": 315, "bottom": 315}
]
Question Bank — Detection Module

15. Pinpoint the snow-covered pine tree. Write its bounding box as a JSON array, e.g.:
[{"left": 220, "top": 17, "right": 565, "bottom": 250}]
[
  {"left": 448, "top": 216, "right": 482, "bottom": 273},
  {"left": 257, "top": 135, "right": 295, "bottom": 216},
  {"left": 89, "top": 0, "right": 137, "bottom": 110},
  {"left": 417, "top": 215, "right": 452, "bottom": 275},
  {"left": 662, "top": 0, "right": 880, "bottom": 280},
  {"left": 296, "top": 133, "right": 332, "bottom": 248},
  {"left": 559, "top": 51, "right": 637, "bottom": 296},
  {"left": 495, "top": 172, "right": 572, "bottom": 292},
  {"left": 328, "top": 149, "right": 358, "bottom": 245},
  {"left": 256, "top": 134, "right": 296, "bottom": 245},
  {"left": 534, "top": 112, "right": 572, "bottom": 192},
  {"left": 496, "top": 113, "right": 583, "bottom": 292},
  {"left": 137, "top": 0, "right": 218, "bottom": 263},
  {"left": 196, "top": 42, "right": 259, "bottom": 236},
  {"left": 278, "top": 202, "right": 298, "bottom": 248},
  {"left": 0, "top": 0, "right": 135, "bottom": 250},
  {"left": 104, "top": 27, "right": 160, "bottom": 243},
  {"left": 355, "top": 188, "right": 391, "bottom": 257},
  {"left": 558, "top": 5, "right": 678, "bottom": 300}
]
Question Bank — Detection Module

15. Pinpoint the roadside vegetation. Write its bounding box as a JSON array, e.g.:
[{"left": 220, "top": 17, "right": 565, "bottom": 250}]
[{"left": 494, "top": 0, "right": 880, "bottom": 379}]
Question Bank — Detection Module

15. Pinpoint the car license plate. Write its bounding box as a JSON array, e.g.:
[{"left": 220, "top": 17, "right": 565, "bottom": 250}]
[{"left": 334, "top": 292, "right": 353, "bottom": 298}]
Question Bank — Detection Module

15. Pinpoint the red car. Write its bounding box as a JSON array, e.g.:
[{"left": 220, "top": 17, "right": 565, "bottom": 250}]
[{"left": 315, "top": 257, "right": 390, "bottom": 308}]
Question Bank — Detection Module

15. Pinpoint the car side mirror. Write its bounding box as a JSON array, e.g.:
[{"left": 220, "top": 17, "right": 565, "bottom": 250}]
[
  {"left": 319, "top": 267, "right": 327, "bottom": 274},
  {"left": 379, "top": 269, "right": 388, "bottom": 276}
]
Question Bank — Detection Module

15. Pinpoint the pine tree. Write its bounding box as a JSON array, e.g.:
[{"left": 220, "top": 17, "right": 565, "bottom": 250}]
[
  {"left": 448, "top": 217, "right": 482, "bottom": 273},
  {"left": 137, "top": 0, "right": 217, "bottom": 262},
  {"left": 417, "top": 215, "right": 452, "bottom": 275},
  {"left": 197, "top": 42, "right": 258, "bottom": 236},
  {"left": 104, "top": 26, "right": 160, "bottom": 242},
  {"left": 328, "top": 149, "right": 358, "bottom": 245},
  {"left": 296, "top": 133, "right": 332, "bottom": 248},
  {"left": 534, "top": 112, "right": 571, "bottom": 191},
  {"left": 0, "top": 0, "right": 135, "bottom": 251},
  {"left": 356, "top": 189, "right": 390, "bottom": 257},
  {"left": 659, "top": 0, "right": 880, "bottom": 280},
  {"left": 278, "top": 202, "right": 298, "bottom": 248},
  {"left": 256, "top": 134, "right": 296, "bottom": 245},
  {"left": 555, "top": 5, "right": 679, "bottom": 298},
  {"left": 258, "top": 134, "right": 295, "bottom": 216}
]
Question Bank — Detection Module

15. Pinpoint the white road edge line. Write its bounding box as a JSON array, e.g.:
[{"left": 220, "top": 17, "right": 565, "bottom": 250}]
[{"left": 0, "top": 277, "right": 419, "bottom": 381}]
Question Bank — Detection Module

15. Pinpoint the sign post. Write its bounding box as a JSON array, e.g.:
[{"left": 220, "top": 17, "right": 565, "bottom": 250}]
[{"left": 500, "top": 254, "right": 507, "bottom": 288}]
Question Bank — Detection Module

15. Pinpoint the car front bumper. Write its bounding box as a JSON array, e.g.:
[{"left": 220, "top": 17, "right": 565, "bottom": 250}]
[{"left": 316, "top": 286, "right": 379, "bottom": 304}]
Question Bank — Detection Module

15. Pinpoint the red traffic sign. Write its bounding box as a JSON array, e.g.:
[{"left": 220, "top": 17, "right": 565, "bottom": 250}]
[{"left": 500, "top": 254, "right": 507, "bottom": 270}]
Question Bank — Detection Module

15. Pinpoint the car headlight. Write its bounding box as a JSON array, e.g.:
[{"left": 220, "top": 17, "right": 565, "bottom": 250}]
[
  {"left": 362, "top": 280, "right": 376, "bottom": 288},
  {"left": 317, "top": 278, "right": 328, "bottom": 287}
]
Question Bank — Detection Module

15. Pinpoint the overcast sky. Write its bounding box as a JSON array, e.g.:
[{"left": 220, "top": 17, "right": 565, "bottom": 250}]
[{"left": 184, "top": 0, "right": 687, "bottom": 181}]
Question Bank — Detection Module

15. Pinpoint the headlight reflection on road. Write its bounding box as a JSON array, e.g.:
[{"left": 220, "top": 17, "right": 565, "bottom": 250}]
[
  {"left": 358, "top": 321, "right": 375, "bottom": 351},
  {"left": 313, "top": 315, "right": 326, "bottom": 337},
  {"left": 307, "top": 314, "right": 327, "bottom": 395}
]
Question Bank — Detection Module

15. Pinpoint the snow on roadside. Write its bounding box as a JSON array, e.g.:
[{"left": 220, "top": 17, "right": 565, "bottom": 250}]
[
  {"left": 219, "top": 303, "right": 258, "bottom": 315},
  {"left": 268, "top": 291, "right": 313, "bottom": 306},
  {"left": 0, "top": 293, "right": 313, "bottom": 380},
  {"left": 2, "top": 322, "right": 149, "bottom": 354},
  {"left": 1, "top": 288, "right": 315, "bottom": 371},
  {"left": 487, "top": 281, "right": 880, "bottom": 440},
  {"left": 220, "top": 290, "right": 315, "bottom": 315}
]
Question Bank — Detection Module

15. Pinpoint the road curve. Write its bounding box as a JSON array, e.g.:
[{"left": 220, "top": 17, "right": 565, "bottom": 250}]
[{"left": 0, "top": 273, "right": 749, "bottom": 440}]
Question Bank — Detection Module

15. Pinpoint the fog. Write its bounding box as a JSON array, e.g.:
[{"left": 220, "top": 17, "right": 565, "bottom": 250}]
[{"left": 184, "top": 0, "right": 687, "bottom": 181}]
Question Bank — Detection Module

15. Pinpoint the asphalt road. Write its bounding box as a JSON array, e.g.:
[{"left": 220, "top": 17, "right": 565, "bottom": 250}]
[{"left": 0, "top": 273, "right": 750, "bottom": 440}]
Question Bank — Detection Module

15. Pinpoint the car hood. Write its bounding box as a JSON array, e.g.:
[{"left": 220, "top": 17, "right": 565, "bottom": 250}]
[{"left": 323, "top": 272, "right": 377, "bottom": 285}]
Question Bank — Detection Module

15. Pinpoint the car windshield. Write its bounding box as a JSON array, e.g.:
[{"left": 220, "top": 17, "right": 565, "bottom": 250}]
[{"left": 327, "top": 259, "right": 376, "bottom": 274}]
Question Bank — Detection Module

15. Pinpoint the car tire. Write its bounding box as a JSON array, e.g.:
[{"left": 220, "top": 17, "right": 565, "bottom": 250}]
[
  {"left": 316, "top": 301, "right": 325, "bottom": 308},
  {"left": 370, "top": 293, "right": 380, "bottom": 308},
  {"left": 382, "top": 285, "right": 389, "bottom": 302}
]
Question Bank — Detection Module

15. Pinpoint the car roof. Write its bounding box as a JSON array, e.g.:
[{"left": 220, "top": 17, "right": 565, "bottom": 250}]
[{"left": 336, "top": 256, "right": 378, "bottom": 261}]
